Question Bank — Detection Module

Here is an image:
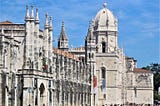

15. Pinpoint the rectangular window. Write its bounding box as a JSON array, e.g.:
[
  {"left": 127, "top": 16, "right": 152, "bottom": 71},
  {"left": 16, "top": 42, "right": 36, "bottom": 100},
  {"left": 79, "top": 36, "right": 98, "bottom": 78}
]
[
  {"left": 49, "top": 80, "right": 51, "bottom": 88},
  {"left": 134, "top": 87, "right": 137, "bottom": 97},
  {"left": 102, "top": 69, "right": 106, "bottom": 79},
  {"left": 49, "top": 91, "right": 52, "bottom": 102},
  {"left": 102, "top": 42, "right": 106, "bottom": 53}
]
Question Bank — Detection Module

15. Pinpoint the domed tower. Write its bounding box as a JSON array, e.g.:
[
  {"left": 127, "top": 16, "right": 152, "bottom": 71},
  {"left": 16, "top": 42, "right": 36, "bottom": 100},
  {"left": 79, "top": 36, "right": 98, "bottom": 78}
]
[
  {"left": 87, "top": 3, "right": 123, "bottom": 106},
  {"left": 94, "top": 2, "right": 118, "bottom": 53}
]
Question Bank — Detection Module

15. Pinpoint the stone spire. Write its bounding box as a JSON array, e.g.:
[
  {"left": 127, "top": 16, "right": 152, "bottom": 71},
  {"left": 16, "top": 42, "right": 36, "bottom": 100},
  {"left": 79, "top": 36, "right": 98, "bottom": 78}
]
[
  {"left": 58, "top": 21, "right": 68, "bottom": 50},
  {"left": 30, "top": 5, "right": 34, "bottom": 20},
  {"left": 25, "top": 5, "right": 30, "bottom": 21},
  {"left": 45, "top": 13, "right": 49, "bottom": 29},
  {"left": 35, "top": 8, "right": 39, "bottom": 23},
  {"left": 58, "top": 21, "right": 68, "bottom": 40}
]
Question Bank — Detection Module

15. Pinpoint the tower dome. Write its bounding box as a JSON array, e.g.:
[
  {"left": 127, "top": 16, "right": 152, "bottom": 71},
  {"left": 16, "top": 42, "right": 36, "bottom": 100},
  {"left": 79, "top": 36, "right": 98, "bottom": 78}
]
[{"left": 94, "top": 3, "right": 118, "bottom": 31}]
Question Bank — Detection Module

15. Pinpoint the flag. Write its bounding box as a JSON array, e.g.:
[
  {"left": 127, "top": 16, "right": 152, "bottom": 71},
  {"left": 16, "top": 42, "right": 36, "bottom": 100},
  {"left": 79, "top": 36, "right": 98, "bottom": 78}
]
[
  {"left": 93, "top": 76, "right": 97, "bottom": 94},
  {"left": 102, "top": 79, "right": 106, "bottom": 93}
]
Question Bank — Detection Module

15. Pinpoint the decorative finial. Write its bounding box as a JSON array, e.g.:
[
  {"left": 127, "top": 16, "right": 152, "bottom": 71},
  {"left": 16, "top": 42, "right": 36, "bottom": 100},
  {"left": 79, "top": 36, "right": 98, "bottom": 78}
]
[
  {"left": 45, "top": 13, "right": 49, "bottom": 28},
  {"left": 49, "top": 16, "right": 52, "bottom": 28},
  {"left": 103, "top": 2, "right": 107, "bottom": 8},
  {"left": 35, "top": 8, "right": 39, "bottom": 23},
  {"left": 25, "top": 5, "right": 30, "bottom": 20},
  {"left": 31, "top": 5, "right": 34, "bottom": 18},
  {"left": 62, "top": 21, "right": 64, "bottom": 27}
]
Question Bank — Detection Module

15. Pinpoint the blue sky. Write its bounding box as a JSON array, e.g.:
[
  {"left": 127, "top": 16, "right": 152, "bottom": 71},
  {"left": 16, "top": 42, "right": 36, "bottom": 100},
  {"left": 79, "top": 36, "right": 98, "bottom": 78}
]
[{"left": 0, "top": 0, "right": 159, "bottom": 67}]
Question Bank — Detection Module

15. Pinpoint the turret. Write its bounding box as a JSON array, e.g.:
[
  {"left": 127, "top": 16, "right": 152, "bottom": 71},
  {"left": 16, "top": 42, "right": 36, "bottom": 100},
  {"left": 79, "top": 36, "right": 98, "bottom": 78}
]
[
  {"left": 25, "top": 5, "right": 30, "bottom": 21},
  {"left": 30, "top": 6, "right": 35, "bottom": 64},
  {"left": 45, "top": 13, "right": 49, "bottom": 29},
  {"left": 24, "top": 5, "right": 35, "bottom": 69},
  {"left": 85, "top": 21, "right": 96, "bottom": 106},
  {"left": 42, "top": 13, "right": 49, "bottom": 71},
  {"left": 58, "top": 21, "right": 69, "bottom": 51},
  {"left": 35, "top": 8, "right": 40, "bottom": 35},
  {"left": 43, "top": 13, "right": 49, "bottom": 57},
  {"left": 49, "top": 16, "right": 53, "bottom": 53},
  {"left": 48, "top": 16, "right": 53, "bottom": 73},
  {"left": 34, "top": 8, "right": 40, "bottom": 70},
  {"left": 30, "top": 5, "right": 34, "bottom": 20},
  {"left": 24, "top": 5, "right": 30, "bottom": 69},
  {"left": 35, "top": 8, "right": 40, "bottom": 24},
  {"left": 85, "top": 20, "right": 96, "bottom": 63},
  {"left": 93, "top": 2, "right": 118, "bottom": 53}
]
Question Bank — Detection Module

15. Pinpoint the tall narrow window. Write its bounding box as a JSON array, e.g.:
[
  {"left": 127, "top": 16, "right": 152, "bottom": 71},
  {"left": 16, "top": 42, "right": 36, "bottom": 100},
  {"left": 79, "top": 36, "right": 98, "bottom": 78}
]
[
  {"left": 48, "top": 80, "right": 51, "bottom": 88},
  {"left": 134, "top": 87, "right": 137, "bottom": 97},
  {"left": 92, "top": 53, "right": 94, "bottom": 58},
  {"left": 34, "top": 78, "right": 38, "bottom": 105},
  {"left": 101, "top": 68, "right": 106, "bottom": 94},
  {"left": 102, "top": 42, "right": 106, "bottom": 53},
  {"left": 102, "top": 68, "right": 106, "bottom": 79},
  {"left": 39, "top": 83, "right": 45, "bottom": 97},
  {"left": 49, "top": 91, "right": 52, "bottom": 102},
  {"left": 89, "top": 53, "right": 91, "bottom": 59}
]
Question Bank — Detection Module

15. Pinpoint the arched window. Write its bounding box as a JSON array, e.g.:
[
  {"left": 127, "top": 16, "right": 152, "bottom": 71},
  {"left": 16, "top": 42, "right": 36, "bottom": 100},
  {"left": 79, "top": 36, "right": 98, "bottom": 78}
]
[
  {"left": 39, "top": 83, "right": 45, "bottom": 97},
  {"left": 102, "top": 42, "right": 106, "bottom": 53}
]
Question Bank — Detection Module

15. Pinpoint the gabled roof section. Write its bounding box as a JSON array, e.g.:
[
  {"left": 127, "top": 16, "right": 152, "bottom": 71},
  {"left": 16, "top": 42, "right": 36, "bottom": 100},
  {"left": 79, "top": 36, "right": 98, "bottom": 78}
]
[
  {"left": 53, "top": 47, "right": 79, "bottom": 61},
  {"left": 0, "top": 20, "right": 13, "bottom": 24},
  {"left": 58, "top": 21, "right": 68, "bottom": 40},
  {"left": 133, "top": 68, "right": 152, "bottom": 73}
]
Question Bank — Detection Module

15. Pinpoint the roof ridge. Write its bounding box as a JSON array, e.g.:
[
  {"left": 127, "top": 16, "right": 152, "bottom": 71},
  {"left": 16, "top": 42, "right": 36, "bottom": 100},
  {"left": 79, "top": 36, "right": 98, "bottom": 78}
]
[
  {"left": 133, "top": 68, "right": 151, "bottom": 73},
  {"left": 0, "top": 20, "right": 13, "bottom": 24},
  {"left": 53, "top": 47, "right": 79, "bottom": 61}
]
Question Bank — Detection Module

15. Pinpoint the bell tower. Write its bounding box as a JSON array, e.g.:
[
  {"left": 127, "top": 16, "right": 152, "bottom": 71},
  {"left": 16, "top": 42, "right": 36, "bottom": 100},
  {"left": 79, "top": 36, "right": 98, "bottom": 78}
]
[
  {"left": 94, "top": 2, "right": 118, "bottom": 53},
  {"left": 85, "top": 21, "right": 96, "bottom": 106},
  {"left": 90, "top": 2, "right": 122, "bottom": 106}
]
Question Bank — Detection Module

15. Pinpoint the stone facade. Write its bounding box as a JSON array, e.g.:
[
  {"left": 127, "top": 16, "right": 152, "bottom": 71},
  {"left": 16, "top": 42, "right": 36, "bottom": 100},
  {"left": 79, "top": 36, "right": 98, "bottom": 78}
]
[
  {"left": 0, "top": 2, "right": 153, "bottom": 106},
  {"left": 0, "top": 5, "right": 90, "bottom": 106},
  {"left": 83, "top": 3, "right": 153, "bottom": 106}
]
